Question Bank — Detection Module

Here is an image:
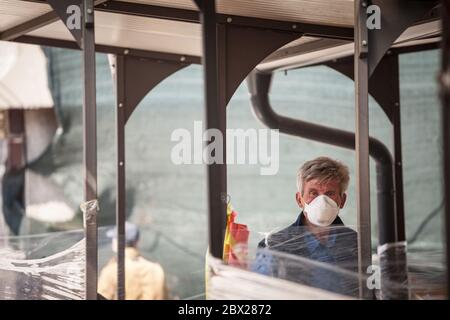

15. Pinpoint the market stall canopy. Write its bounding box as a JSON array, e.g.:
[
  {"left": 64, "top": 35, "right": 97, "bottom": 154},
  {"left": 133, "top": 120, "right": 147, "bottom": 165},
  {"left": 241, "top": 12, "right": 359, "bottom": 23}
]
[
  {"left": 0, "top": 0, "right": 441, "bottom": 70},
  {"left": 258, "top": 20, "right": 441, "bottom": 72},
  {"left": 120, "top": 0, "right": 355, "bottom": 27}
]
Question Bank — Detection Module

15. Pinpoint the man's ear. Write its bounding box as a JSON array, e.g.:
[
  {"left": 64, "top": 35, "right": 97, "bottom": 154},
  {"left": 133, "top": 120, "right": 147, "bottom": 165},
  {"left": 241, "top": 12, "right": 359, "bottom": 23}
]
[
  {"left": 340, "top": 193, "right": 347, "bottom": 209},
  {"left": 296, "top": 192, "right": 304, "bottom": 208}
]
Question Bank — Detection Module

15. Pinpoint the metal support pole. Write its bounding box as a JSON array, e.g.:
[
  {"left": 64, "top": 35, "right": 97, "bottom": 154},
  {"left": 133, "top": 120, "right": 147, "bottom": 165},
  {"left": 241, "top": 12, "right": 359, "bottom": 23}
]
[
  {"left": 326, "top": 55, "right": 406, "bottom": 246},
  {"left": 369, "top": 53, "right": 408, "bottom": 300},
  {"left": 197, "top": 0, "right": 227, "bottom": 258},
  {"left": 355, "top": 0, "right": 373, "bottom": 299},
  {"left": 3, "top": 109, "right": 26, "bottom": 235},
  {"left": 82, "top": 0, "right": 98, "bottom": 300},
  {"left": 217, "top": 23, "right": 228, "bottom": 232},
  {"left": 115, "top": 55, "right": 126, "bottom": 300},
  {"left": 390, "top": 55, "right": 406, "bottom": 243},
  {"left": 325, "top": 54, "right": 409, "bottom": 299},
  {"left": 440, "top": 0, "right": 450, "bottom": 299},
  {"left": 108, "top": 53, "right": 189, "bottom": 300},
  {"left": 5, "top": 110, "right": 26, "bottom": 174}
]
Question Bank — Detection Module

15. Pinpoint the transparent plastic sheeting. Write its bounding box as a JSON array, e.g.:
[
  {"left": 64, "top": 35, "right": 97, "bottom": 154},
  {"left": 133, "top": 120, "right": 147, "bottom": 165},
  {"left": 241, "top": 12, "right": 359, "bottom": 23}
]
[
  {"left": 0, "top": 229, "right": 86, "bottom": 300},
  {"left": 207, "top": 255, "right": 351, "bottom": 300},
  {"left": 403, "top": 249, "right": 446, "bottom": 299},
  {"left": 208, "top": 225, "right": 446, "bottom": 300},
  {"left": 0, "top": 225, "right": 445, "bottom": 300},
  {"left": 0, "top": 226, "right": 118, "bottom": 300},
  {"left": 377, "top": 241, "right": 409, "bottom": 299},
  {"left": 0, "top": 226, "right": 205, "bottom": 300}
]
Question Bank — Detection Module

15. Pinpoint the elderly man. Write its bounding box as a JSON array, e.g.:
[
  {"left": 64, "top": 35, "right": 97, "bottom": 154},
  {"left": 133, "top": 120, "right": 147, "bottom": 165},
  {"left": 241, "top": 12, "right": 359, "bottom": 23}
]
[
  {"left": 253, "top": 157, "right": 359, "bottom": 296},
  {"left": 98, "top": 222, "right": 167, "bottom": 300}
]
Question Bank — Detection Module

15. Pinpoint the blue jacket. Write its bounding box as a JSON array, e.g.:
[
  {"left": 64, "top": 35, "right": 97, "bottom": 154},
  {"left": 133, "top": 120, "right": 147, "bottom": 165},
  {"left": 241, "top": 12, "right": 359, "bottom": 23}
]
[{"left": 252, "top": 212, "right": 359, "bottom": 297}]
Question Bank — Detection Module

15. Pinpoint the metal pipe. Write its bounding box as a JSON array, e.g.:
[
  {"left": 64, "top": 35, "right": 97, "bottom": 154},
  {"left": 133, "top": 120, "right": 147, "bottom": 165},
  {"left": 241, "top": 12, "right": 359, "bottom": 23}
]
[
  {"left": 389, "top": 55, "right": 406, "bottom": 243},
  {"left": 115, "top": 55, "right": 126, "bottom": 300},
  {"left": 82, "top": 0, "right": 98, "bottom": 300},
  {"left": 354, "top": 0, "right": 372, "bottom": 299},
  {"left": 247, "top": 70, "right": 405, "bottom": 298}
]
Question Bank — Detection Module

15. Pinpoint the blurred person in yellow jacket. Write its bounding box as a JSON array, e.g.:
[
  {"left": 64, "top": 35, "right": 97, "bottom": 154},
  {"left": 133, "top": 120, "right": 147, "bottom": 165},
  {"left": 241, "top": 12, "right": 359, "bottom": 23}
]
[{"left": 98, "top": 222, "right": 168, "bottom": 300}]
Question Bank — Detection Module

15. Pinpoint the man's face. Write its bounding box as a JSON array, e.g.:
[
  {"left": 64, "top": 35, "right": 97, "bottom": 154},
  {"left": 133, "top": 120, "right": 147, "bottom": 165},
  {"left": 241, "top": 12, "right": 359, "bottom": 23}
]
[{"left": 296, "top": 178, "right": 347, "bottom": 209}]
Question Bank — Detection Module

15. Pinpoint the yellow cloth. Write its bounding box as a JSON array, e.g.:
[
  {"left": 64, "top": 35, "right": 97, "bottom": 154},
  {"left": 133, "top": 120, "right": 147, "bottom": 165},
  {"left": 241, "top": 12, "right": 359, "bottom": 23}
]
[
  {"left": 98, "top": 247, "right": 167, "bottom": 300},
  {"left": 223, "top": 203, "right": 235, "bottom": 262}
]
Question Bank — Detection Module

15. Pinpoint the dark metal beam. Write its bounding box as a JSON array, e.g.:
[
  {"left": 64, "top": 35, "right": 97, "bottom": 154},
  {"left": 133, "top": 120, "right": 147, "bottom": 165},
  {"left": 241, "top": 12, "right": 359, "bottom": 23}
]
[
  {"left": 3, "top": 110, "right": 26, "bottom": 236},
  {"left": 355, "top": 0, "right": 372, "bottom": 300},
  {"left": 214, "top": 14, "right": 353, "bottom": 40},
  {"left": 113, "top": 55, "right": 126, "bottom": 301},
  {"left": 82, "top": 0, "right": 98, "bottom": 300},
  {"left": 5, "top": 110, "right": 26, "bottom": 173},
  {"left": 98, "top": 0, "right": 199, "bottom": 23},
  {"left": 385, "top": 54, "right": 410, "bottom": 300},
  {"left": 440, "top": 0, "right": 450, "bottom": 300},
  {"left": 387, "top": 54, "right": 406, "bottom": 244},
  {"left": 370, "top": 54, "right": 409, "bottom": 299},
  {"left": 0, "top": 11, "right": 58, "bottom": 41},
  {"left": 197, "top": 9, "right": 302, "bottom": 259},
  {"left": 390, "top": 40, "right": 440, "bottom": 55},
  {"left": 197, "top": 0, "right": 226, "bottom": 259},
  {"left": 14, "top": 35, "right": 201, "bottom": 64}
]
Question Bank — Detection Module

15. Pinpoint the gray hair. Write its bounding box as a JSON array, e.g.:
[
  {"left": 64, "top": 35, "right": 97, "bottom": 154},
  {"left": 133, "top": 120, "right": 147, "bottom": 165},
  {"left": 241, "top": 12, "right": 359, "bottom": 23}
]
[{"left": 297, "top": 157, "right": 350, "bottom": 195}]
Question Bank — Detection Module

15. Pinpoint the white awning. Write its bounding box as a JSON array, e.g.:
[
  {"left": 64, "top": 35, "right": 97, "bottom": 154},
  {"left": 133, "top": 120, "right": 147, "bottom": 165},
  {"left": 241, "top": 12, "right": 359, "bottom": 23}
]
[{"left": 0, "top": 41, "right": 54, "bottom": 109}]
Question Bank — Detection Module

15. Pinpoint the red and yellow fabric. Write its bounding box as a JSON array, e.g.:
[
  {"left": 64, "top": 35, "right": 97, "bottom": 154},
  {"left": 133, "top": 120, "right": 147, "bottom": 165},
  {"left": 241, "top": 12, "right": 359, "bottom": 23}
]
[
  {"left": 205, "top": 202, "right": 249, "bottom": 299},
  {"left": 223, "top": 203, "right": 249, "bottom": 268}
]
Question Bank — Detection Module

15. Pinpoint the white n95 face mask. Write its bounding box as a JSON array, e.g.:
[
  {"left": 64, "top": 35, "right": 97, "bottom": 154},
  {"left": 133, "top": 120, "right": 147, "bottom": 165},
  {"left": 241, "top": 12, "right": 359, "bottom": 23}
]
[{"left": 303, "top": 195, "right": 340, "bottom": 227}]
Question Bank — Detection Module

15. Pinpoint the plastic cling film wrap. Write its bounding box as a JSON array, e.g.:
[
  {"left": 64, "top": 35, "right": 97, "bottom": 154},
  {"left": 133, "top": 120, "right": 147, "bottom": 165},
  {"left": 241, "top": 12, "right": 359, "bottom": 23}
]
[
  {"left": 251, "top": 225, "right": 360, "bottom": 297},
  {"left": 0, "top": 230, "right": 86, "bottom": 300},
  {"left": 207, "top": 254, "right": 352, "bottom": 300},
  {"left": 80, "top": 200, "right": 99, "bottom": 228},
  {"left": 378, "top": 241, "right": 409, "bottom": 299},
  {"left": 216, "top": 223, "right": 445, "bottom": 300}
]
